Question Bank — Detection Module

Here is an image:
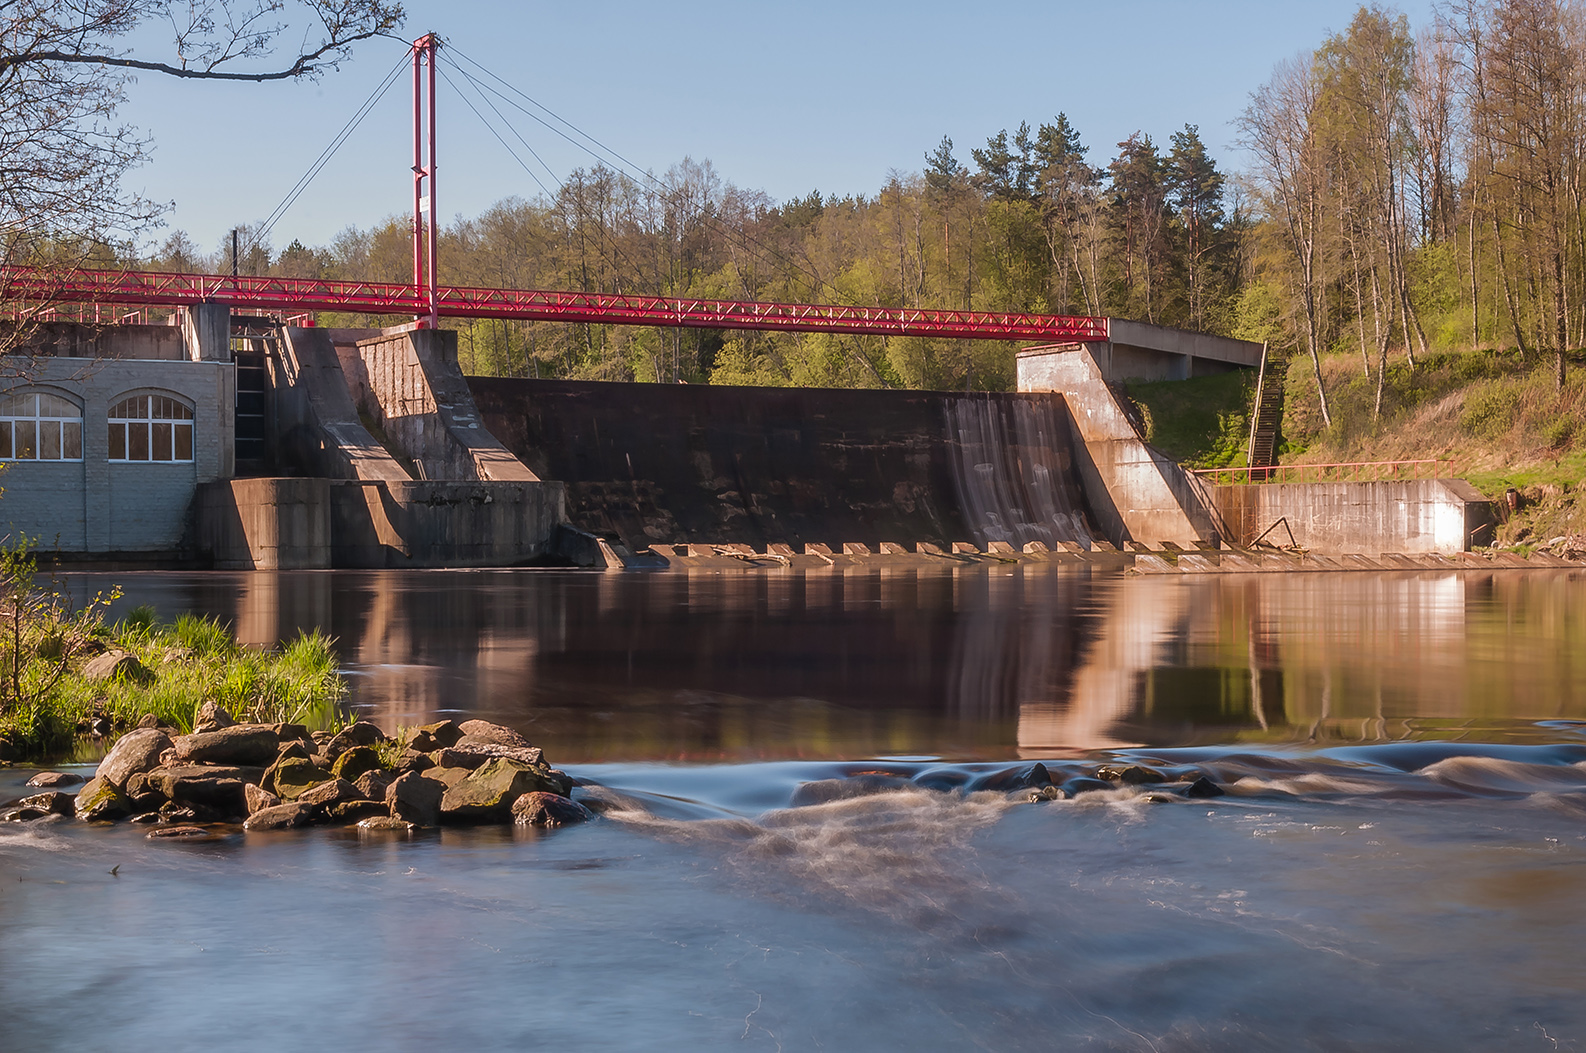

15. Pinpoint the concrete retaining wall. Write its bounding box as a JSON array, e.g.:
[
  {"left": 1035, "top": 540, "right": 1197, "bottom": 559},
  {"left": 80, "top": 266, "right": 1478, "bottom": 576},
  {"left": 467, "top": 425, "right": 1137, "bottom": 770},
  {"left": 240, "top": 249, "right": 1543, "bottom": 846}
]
[
  {"left": 1016, "top": 344, "right": 1216, "bottom": 547},
  {"left": 196, "top": 477, "right": 565, "bottom": 569},
  {"left": 354, "top": 329, "right": 537, "bottom": 482},
  {"left": 1212, "top": 479, "right": 1494, "bottom": 554}
]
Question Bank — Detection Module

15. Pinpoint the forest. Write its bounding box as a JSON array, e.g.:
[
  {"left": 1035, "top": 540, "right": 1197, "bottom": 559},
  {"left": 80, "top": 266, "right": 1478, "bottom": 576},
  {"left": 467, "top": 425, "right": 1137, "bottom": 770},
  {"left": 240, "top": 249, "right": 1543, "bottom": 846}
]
[{"left": 133, "top": 1, "right": 1586, "bottom": 411}]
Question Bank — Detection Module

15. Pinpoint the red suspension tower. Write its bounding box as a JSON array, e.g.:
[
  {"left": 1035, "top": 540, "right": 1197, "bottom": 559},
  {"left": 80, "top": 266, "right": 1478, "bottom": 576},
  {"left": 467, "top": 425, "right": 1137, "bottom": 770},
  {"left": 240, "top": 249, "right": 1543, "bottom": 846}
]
[{"left": 412, "top": 33, "right": 439, "bottom": 329}]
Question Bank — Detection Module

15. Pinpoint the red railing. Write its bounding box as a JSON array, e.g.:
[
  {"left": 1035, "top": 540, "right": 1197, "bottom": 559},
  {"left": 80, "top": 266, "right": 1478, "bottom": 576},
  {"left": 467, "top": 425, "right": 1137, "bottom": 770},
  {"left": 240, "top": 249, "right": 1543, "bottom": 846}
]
[
  {"left": 1, "top": 266, "right": 1109, "bottom": 343},
  {"left": 1193, "top": 459, "right": 1454, "bottom": 485}
]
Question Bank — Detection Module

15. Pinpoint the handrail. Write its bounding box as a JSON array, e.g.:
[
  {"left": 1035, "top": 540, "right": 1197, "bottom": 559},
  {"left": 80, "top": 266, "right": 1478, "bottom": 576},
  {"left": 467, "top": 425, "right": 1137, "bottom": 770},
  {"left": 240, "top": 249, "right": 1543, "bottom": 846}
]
[{"left": 1193, "top": 459, "right": 1453, "bottom": 485}]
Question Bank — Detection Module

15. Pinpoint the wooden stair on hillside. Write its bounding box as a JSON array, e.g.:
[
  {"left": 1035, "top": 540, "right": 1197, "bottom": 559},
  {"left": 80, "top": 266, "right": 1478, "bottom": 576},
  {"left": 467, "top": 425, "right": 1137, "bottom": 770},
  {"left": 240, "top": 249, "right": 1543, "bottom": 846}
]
[{"left": 1246, "top": 352, "right": 1286, "bottom": 480}]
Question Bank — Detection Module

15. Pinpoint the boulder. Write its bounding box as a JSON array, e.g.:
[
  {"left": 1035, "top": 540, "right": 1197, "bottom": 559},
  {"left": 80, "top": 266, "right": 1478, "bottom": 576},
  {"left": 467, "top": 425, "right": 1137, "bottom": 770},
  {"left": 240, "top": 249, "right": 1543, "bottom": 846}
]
[
  {"left": 82, "top": 650, "right": 153, "bottom": 685},
  {"left": 967, "top": 763, "right": 1052, "bottom": 793},
  {"left": 431, "top": 743, "right": 546, "bottom": 771},
  {"left": 296, "top": 777, "right": 364, "bottom": 812},
  {"left": 457, "top": 720, "right": 534, "bottom": 750},
  {"left": 353, "top": 769, "right": 395, "bottom": 801},
  {"left": 263, "top": 756, "right": 334, "bottom": 801},
  {"left": 274, "top": 740, "right": 312, "bottom": 762},
  {"left": 193, "top": 700, "right": 235, "bottom": 733},
  {"left": 25, "top": 771, "right": 83, "bottom": 789},
  {"left": 330, "top": 800, "right": 390, "bottom": 823},
  {"left": 546, "top": 770, "right": 576, "bottom": 797},
  {"left": 17, "top": 791, "right": 76, "bottom": 817},
  {"left": 75, "top": 777, "right": 132, "bottom": 821},
  {"left": 243, "top": 803, "right": 317, "bottom": 831},
  {"left": 1183, "top": 776, "right": 1225, "bottom": 799},
  {"left": 357, "top": 815, "right": 416, "bottom": 833},
  {"left": 1097, "top": 765, "right": 1167, "bottom": 786},
  {"left": 173, "top": 725, "right": 281, "bottom": 767},
  {"left": 94, "top": 728, "right": 174, "bottom": 788},
  {"left": 402, "top": 720, "right": 463, "bottom": 753},
  {"left": 270, "top": 723, "right": 311, "bottom": 742},
  {"left": 392, "top": 749, "right": 435, "bottom": 774},
  {"left": 134, "top": 713, "right": 162, "bottom": 730},
  {"left": 325, "top": 721, "right": 385, "bottom": 758},
  {"left": 440, "top": 758, "right": 558, "bottom": 824},
  {"left": 420, "top": 766, "right": 473, "bottom": 791},
  {"left": 330, "top": 746, "right": 383, "bottom": 782},
  {"left": 245, "top": 784, "right": 282, "bottom": 815},
  {"left": 145, "top": 765, "right": 252, "bottom": 814},
  {"left": 147, "top": 825, "right": 216, "bottom": 840},
  {"left": 511, "top": 792, "right": 592, "bottom": 827},
  {"left": 386, "top": 771, "right": 443, "bottom": 827}
]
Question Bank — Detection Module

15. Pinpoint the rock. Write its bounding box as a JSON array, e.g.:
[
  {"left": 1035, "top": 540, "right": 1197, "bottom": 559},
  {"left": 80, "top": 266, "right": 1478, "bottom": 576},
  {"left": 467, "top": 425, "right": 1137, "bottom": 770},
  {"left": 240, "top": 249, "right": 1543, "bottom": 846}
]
[
  {"left": 128, "top": 811, "right": 162, "bottom": 824},
  {"left": 82, "top": 650, "right": 153, "bottom": 685},
  {"left": 790, "top": 774, "right": 912, "bottom": 806},
  {"left": 310, "top": 730, "right": 333, "bottom": 745},
  {"left": 357, "top": 815, "right": 416, "bottom": 832},
  {"left": 173, "top": 725, "right": 281, "bottom": 767},
  {"left": 158, "top": 803, "right": 210, "bottom": 823},
  {"left": 75, "top": 777, "right": 132, "bottom": 821},
  {"left": 386, "top": 771, "right": 444, "bottom": 827},
  {"left": 546, "top": 770, "right": 575, "bottom": 797},
  {"left": 330, "top": 746, "right": 383, "bottom": 782},
  {"left": 511, "top": 792, "right": 592, "bottom": 827},
  {"left": 968, "top": 763, "right": 1052, "bottom": 793},
  {"left": 403, "top": 720, "right": 463, "bottom": 753},
  {"left": 25, "top": 771, "right": 83, "bottom": 788},
  {"left": 296, "top": 777, "right": 363, "bottom": 812},
  {"left": 329, "top": 800, "right": 389, "bottom": 822},
  {"left": 192, "top": 700, "right": 235, "bottom": 733},
  {"left": 392, "top": 749, "right": 435, "bottom": 774},
  {"left": 18, "top": 791, "right": 76, "bottom": 816},
  {"left": 1097, "top": 765, "right": 1167, "bottom": 786},
  {"left": 440, "top": 758, "right": 558, "bottom": 824},
  {"left": 145, "top": 765, "right": 252, "bottom": 814},
  {"left": 1023, "top": 785, "right": 1065, "bottom": 802},
  {"left": 1183, "top": 776, "right": 1225, "bottom": 799},
  {"left": 432, "top": 742, "right": 546, "bottom": 772},
  {"left": 245, "top": 784, "right": 282, "bottom": 814},
  {"left": 1, "top": 806, "right": 49, "bottom": 821},
  {"left": 147, "top": 825, "right": 216, "bottom": 840},
  {"left": 274, "top": 740, "right": 312, "bottom": 762},
  {"left": 243, "top": 803, "right": 317, "bottom": 831},
  {"left": 134, "top": 713, "right": 162, "bottom": 730},
  {"left": 353, "top": 769, "right": 395, "bottom": 801},
  {"left": 263, "top": 755, "right": 335, "bottom": 801},
  {"left": 94, "top": 728, "right": 174, "bottom": 788},
  {"left": 270, "top": 723, "right": 311, "bottom": 742},
  {"left": 457, "top": 720, "right": 533, "bottom": 749},
  {"left": 421, "top": 766, "right": 473, "bottom": 791},
  {"left": 325, "top": 721, "right": 385, "bottom": 758}
]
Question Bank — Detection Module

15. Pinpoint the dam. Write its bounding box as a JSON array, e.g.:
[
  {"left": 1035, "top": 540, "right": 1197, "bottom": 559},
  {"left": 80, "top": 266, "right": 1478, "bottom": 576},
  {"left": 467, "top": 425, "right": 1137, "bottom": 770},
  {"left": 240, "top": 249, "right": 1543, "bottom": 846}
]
[{"left": 0, "top": 309, "right": 1503, "bottom": 569}]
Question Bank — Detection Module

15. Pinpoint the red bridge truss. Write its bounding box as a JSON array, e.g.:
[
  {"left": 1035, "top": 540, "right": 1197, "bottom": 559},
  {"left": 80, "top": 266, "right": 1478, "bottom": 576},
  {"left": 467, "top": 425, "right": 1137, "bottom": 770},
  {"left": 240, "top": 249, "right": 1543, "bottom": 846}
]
[{"left": 0, "top": 267, "right": 1109, "bottom": 344}]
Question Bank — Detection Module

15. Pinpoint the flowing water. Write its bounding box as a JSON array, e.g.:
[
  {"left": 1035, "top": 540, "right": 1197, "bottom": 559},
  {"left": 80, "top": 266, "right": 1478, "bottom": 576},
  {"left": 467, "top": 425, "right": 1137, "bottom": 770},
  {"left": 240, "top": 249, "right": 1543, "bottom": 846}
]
[{"left": 4, "top": 566, "right": 1586, "bottom": 1050}]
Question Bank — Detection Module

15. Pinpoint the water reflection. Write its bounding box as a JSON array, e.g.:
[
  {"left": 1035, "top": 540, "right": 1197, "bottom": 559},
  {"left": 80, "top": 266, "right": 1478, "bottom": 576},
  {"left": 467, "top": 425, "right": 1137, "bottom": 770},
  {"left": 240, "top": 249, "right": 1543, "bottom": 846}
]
[{"left": 66, "top": 566, "right": 1586, "bottom": 761}]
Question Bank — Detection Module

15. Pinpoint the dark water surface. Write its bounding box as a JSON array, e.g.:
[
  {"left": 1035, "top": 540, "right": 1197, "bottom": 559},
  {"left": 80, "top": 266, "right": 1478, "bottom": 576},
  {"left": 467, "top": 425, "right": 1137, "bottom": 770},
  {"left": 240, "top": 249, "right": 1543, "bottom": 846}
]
[{"left": 4, "top": 566, "right": 1586, "bottom": 1050}]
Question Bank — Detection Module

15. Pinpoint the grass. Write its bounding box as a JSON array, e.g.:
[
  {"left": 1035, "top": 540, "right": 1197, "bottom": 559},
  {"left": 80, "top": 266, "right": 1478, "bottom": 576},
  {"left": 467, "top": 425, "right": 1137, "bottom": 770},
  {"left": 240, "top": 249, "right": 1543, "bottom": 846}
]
[
  {"left": 0, "top": 543, "right": 347, "bottom": 762},
  {"left": 1126, "top": 370, "right": 1256, "bottom": 468}
]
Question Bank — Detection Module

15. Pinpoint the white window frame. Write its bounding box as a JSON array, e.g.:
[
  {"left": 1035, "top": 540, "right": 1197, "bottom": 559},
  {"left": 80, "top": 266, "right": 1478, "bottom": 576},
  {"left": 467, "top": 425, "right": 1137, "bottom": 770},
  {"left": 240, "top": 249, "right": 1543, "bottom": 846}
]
[
  {"left": 108, "top": 393, "right": 195, "bottom": 464},
  {"left": 0, "top": 391, "right": 84, "bottom": 462}
]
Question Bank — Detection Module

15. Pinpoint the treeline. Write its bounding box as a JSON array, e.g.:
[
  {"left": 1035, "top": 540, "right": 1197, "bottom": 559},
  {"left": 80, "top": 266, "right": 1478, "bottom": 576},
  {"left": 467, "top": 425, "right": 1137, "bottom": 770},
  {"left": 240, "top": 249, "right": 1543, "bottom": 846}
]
[
  {"left": 145, "top": 0, "right": 1586, "bottom": 405},
  {"left": 1241, "top": 0, "right": 1586, "bottom": 424},
  {"left": 150, "top": 128, "right": 1240, "bottom": 389}
]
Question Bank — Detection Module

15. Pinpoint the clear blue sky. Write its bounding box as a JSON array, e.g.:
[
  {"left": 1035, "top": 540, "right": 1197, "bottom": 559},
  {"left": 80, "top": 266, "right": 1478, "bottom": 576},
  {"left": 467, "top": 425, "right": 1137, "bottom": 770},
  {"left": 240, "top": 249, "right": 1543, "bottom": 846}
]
[{"left": 117, "top": 0, "right": 1434, "bottom": 259}]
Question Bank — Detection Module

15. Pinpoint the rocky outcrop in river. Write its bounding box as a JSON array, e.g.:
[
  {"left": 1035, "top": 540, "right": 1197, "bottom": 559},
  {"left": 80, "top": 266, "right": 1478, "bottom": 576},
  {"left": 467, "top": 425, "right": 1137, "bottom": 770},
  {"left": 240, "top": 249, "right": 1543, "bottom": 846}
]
[{"left": 5, "top": 709, "right": 592, "bottom": 835}]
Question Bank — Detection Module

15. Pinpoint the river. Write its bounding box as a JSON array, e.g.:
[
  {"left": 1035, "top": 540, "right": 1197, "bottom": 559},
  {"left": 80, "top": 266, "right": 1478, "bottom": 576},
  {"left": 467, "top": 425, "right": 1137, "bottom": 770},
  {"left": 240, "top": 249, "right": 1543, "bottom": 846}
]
[{"left": 2, "top": 565, "right": 1584, "bottom": 1050}]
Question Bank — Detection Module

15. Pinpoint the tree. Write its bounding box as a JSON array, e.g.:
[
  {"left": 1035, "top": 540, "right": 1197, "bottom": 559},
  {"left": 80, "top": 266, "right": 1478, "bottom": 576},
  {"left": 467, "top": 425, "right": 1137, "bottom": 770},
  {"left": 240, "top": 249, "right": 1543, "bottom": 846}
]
[
  {"left": 1164, "top": 125, "right": 1227, "bottom": 330},
  {"left": 1, "top": 0, "right": 403, "bottom": 357}
]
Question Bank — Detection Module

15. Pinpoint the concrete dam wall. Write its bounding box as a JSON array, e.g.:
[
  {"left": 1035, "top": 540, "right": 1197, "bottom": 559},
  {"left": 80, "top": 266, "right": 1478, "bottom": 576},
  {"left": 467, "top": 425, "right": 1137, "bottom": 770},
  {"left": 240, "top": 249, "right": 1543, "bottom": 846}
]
[{"left": 468, "top": 378, "right": 1096, "bottom": 552}]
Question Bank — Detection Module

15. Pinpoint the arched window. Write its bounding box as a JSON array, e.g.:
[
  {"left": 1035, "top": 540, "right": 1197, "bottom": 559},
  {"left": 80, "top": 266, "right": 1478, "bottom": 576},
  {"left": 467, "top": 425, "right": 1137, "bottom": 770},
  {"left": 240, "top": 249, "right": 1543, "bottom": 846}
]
[
  {"left": 109, "top": 394, "right": 194, "bottom": 463},
  {"left": 0, "top": 391, "right": 83, "bottom": 461}
]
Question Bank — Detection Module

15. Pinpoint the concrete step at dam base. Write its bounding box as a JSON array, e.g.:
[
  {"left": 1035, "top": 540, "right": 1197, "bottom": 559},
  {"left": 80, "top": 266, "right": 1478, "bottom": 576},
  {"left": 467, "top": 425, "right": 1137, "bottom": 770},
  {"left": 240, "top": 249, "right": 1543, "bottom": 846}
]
[
  {"left": 468, "top": 379, "right": 1098, "bottom": 555},
  {"left": 195, "top": 477, "right": 565, "bottom": 570}
]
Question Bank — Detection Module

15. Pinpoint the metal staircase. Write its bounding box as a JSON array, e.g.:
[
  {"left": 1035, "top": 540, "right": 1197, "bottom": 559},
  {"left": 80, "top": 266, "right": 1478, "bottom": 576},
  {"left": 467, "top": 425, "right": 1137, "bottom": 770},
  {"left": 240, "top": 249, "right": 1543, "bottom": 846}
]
[{"left": 1246, "top": 347, "right": 1285, "bottom": 480}]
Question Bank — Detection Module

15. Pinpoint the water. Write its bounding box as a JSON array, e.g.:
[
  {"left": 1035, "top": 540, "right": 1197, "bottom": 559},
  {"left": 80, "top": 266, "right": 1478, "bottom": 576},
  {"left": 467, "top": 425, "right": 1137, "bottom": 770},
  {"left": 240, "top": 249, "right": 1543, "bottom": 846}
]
[{"left": 5, "top": 566, "right": 1586, "bottom": 1049}]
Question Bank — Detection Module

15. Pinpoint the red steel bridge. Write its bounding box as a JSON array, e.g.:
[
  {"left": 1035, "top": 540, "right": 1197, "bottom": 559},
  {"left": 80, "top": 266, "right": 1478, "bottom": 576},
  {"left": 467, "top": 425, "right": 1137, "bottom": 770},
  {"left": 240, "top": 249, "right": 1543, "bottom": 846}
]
[
  {"left": 0, "top": 35, "right": 1108, "bottom": 345},
  {"left": 0, "top": 266, "right": 1108, "bottom": 343}
]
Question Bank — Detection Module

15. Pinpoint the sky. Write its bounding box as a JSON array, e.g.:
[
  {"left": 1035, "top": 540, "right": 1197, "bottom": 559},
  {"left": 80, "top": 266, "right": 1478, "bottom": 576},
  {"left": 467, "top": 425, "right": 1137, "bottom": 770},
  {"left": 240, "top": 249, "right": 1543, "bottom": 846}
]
[{"left": 114, "top": 0, "right": 1438, "bottom": 259}]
